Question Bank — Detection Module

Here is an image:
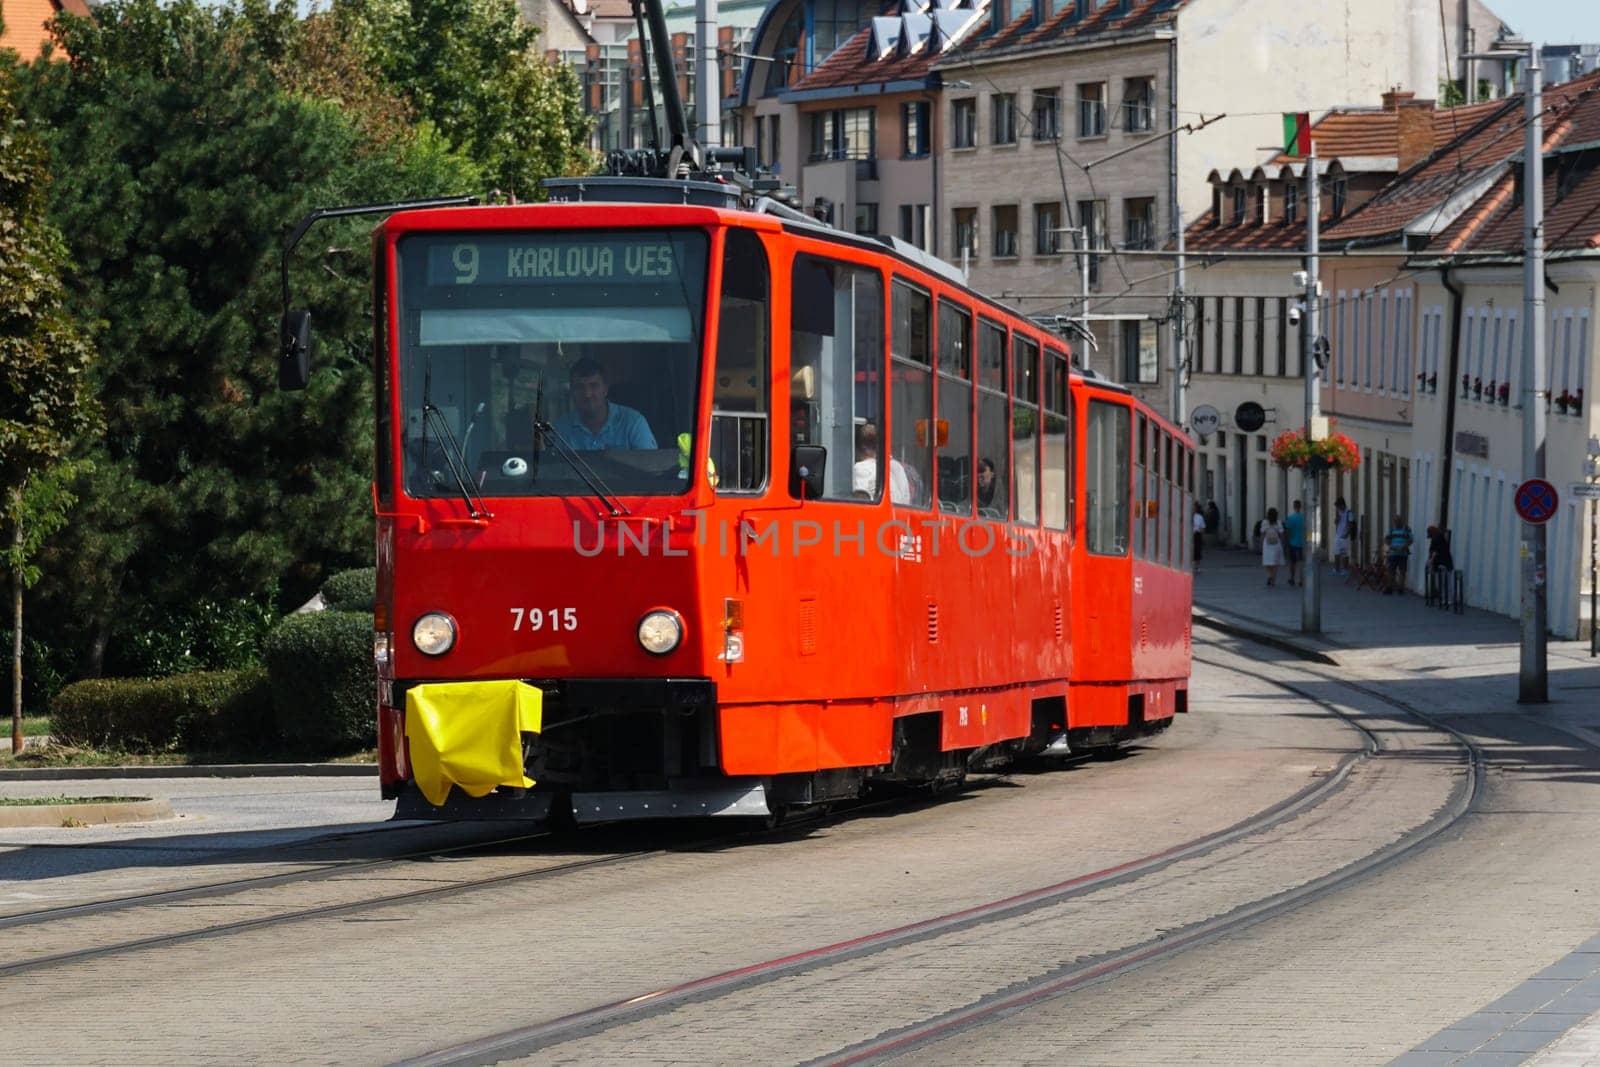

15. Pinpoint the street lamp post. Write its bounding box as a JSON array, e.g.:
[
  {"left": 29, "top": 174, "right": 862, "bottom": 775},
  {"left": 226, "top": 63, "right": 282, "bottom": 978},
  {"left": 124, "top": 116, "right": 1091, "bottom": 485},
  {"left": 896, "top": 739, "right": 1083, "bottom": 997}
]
[
  {"left": 1466, "top": 39, "right": 1547, "bottom": 701},
  {"left": 1301, "top": 145, "right": 1323, "bottom": 635}
]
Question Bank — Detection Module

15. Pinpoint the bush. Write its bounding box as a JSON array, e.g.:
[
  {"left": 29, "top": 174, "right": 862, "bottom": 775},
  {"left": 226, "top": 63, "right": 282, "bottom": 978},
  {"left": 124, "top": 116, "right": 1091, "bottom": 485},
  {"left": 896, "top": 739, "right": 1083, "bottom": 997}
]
[
  {"left": 106, "top": 587, "right": 280, "bottom": 679},
  {"left": 50, "top": 669, "right": 273, "bottom": 753},
  {"left": 263, "top": 610, "right": 375, "bottom": 753},
  {"left": 322, "top": 567, "right": 376, "bottom": 612}
]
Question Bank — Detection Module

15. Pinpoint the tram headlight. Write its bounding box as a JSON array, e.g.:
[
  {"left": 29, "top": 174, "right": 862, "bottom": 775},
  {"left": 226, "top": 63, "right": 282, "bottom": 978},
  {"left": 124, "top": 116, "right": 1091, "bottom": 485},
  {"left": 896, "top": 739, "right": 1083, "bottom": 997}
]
[
  {"left": 412, "top": 612, "right": 457, "bottom": 657},
  {"left": 637, "top": 610, "right": 684, "bottom": 655}
]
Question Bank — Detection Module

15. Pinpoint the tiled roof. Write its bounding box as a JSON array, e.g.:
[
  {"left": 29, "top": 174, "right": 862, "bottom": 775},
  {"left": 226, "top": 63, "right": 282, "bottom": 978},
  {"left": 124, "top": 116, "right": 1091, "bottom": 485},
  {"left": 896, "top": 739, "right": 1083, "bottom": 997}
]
[
  {"left": 1266, "top": 110, "right": 1397, "bottom": 166},
  {"left": 935, "top": 0, "right": 1191, "bottom": 66},
  {"left": 792, "top": 22, "right": 939, "bottom": 92},
  {"left": 1436, "top": 77, "right": 1600, "bottom": 254},
  {"left": 1320, "top": 99, "right": 1526, "bottom": 244}
]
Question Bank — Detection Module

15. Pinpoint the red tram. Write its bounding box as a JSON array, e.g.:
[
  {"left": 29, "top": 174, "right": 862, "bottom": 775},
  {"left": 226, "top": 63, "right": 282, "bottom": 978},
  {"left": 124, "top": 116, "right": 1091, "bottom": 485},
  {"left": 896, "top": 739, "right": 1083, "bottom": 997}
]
[{"left": 289, "top": 183, "right": 1193, "bottom": 821}]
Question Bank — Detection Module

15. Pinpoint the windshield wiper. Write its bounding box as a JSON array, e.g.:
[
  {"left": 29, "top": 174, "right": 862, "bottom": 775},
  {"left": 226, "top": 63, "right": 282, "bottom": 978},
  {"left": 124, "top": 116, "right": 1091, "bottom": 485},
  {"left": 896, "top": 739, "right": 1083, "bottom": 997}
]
[
  {"left": 421, "top": 358, "right": 491, "bottom": 521},
  {"left": 533, "top": 420, "right": 630, "bottom": 517}
]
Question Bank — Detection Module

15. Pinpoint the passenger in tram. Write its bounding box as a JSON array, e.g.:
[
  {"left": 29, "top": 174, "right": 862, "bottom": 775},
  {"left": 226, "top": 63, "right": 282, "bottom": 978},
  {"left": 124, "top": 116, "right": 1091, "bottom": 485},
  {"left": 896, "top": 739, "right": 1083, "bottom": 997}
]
[
  {"left": 852, "top": 423, "right": 913, "bottom": 505},
  {"left": 548, "top": 357, "right": 657, "bottom": 451},
  {"left": 976, "top": 457, "right": 1000, "bottom": 515}
]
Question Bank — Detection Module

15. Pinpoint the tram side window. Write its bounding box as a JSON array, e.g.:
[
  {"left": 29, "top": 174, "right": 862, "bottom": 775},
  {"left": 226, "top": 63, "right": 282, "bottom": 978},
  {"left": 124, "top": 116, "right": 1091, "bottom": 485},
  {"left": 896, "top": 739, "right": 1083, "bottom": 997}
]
[
  {"left": 937, "top": 299, "right": 974, "bottom": 513},
  {"left": 1086, "top": 399, "right": 1130, "bottom": 556},
  {"left": 712, "top": 230, "right": 770, "bottom": 493},
  {"left": 790, "top": 255, "right": 885, "bottom": 502},
  {"left": 1134, "top": 414, "right": 1148, "bottom": 559},
  {"left": 1012, "top": 336, "right": 1039, "bottom": 526},
  {"left": 889, "top": 280, "right": 933, "bottom": 508},
  {"left": 1159, "top": 432, "right": 1172, "bottom": 566},
  {"left": 976, "top": 320, "right": 1009, "bottom": 520},
  {"left": 1042, "top": 349, "right": 1069, "bottom": 531}
]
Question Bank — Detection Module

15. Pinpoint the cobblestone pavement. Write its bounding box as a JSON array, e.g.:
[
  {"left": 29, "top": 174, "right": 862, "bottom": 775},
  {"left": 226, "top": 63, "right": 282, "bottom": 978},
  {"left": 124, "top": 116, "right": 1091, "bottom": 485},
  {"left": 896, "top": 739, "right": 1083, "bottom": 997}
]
[
  {"left": 3, "top": 657, "right": 1371, "bottom": 1065},
  {"left": 869, "top": 549, "right": 1600, "bottom": 1066}
]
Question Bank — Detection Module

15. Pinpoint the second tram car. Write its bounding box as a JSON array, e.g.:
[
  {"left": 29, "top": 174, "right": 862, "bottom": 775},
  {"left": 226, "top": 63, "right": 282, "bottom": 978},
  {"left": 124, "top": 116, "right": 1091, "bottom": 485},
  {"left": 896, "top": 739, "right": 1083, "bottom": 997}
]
[{"left": 305, "top": 185, "right": 1194, "bottom": 821}]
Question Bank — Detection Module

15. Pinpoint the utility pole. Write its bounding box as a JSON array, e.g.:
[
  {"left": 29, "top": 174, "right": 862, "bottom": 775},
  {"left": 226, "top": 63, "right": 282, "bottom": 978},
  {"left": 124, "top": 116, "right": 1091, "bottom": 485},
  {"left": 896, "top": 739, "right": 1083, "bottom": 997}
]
[
  {"left": 695, "top": 0, "right": 719, "bottom": 149},
  {"left": 1301, "top": 144, "right": 1323, "bottom": 635},
  {"left": 1173, "top": 208, "right": 1187, "bottom": 425},
  {"left": 1520, "top": 47, "right": 1548, "bottom": 702}
]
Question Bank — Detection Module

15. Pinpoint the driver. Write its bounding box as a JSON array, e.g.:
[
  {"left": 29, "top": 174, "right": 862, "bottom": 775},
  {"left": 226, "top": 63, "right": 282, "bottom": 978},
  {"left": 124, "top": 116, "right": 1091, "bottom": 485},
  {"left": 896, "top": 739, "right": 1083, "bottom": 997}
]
[{"left": 548, "top": 357, "right": 656, "bottom": 451}]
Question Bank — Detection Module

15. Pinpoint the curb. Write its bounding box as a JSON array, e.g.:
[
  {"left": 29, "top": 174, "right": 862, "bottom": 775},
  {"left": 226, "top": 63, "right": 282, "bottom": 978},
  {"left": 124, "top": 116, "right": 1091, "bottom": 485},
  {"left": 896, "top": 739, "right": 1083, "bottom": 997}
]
[
  {"left": 1192, "top": 607, "right": 1343, "bottom": 667},
  {"left": 0, "top": 763, "right": 378, "bottom": 782},
  {"left": 0, "top": 797, "right": 174, "bottom": 827}
]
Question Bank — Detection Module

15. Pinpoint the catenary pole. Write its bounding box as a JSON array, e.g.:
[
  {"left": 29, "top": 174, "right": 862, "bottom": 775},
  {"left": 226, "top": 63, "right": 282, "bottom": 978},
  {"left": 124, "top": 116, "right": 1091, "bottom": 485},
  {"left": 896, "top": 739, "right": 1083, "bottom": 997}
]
[
  {"left": 695, "top": 0, "right": 719, "bottom": 149},
  {"left": 1302, "top": 144, "right": 1322, "bottom": 635},
  {"left": 1519, "top": 48, "right": 1548, "bottom": 703}
]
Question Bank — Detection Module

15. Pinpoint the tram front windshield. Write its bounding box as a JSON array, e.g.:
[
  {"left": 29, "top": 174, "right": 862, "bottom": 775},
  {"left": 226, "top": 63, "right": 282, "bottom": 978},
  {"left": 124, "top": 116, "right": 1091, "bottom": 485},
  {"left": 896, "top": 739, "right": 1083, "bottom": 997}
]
[{"left": 395, "top": 230, "right": 708, "bottom": 499}]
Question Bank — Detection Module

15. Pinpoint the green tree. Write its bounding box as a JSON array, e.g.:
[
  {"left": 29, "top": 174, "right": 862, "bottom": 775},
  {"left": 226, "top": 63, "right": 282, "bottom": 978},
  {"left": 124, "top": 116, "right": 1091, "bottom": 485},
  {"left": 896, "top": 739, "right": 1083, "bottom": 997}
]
[
  {"left": 335, "top": 0, "right": 596, "bottom": 198},
  {"left": 0, "top": 57, "right": 99, "bottom": 749},
  {"left": 15, "top": 0, "right": 480, "bottom": 677}
]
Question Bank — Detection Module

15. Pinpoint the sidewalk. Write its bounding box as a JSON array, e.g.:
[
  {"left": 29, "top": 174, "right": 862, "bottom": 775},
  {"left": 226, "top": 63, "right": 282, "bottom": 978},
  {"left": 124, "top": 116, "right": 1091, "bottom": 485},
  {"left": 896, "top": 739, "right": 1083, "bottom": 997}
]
[{"left": 1193, "top": 546, "right": 1600, "bottom": 730}]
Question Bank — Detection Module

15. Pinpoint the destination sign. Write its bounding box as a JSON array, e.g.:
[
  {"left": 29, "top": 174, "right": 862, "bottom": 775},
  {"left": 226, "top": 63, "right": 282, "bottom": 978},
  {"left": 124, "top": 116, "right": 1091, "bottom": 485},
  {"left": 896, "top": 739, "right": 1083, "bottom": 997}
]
[{"left": 424, "top": 237, "right": 684, "bottom": 287}]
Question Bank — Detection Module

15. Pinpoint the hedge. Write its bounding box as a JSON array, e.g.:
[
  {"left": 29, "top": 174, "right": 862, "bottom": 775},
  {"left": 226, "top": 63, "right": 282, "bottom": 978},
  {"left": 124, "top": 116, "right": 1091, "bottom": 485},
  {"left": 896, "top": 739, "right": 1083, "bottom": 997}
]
[
  {"left": 263, "top": 610, "right": 375, "bottom": 753},
  {"left": 322, "top": 568, "right": 376, "bottom": 613},
  {"left": 51, "top": 669, "right": 273, "bottom": 753}
]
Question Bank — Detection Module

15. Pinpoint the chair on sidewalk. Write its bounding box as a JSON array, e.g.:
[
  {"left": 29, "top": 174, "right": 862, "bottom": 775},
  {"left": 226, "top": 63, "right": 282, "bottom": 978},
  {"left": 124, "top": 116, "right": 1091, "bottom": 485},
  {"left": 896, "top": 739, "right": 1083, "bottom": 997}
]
[{"left": 1351, "top": 551, "right": 1387, "bottom": 592}]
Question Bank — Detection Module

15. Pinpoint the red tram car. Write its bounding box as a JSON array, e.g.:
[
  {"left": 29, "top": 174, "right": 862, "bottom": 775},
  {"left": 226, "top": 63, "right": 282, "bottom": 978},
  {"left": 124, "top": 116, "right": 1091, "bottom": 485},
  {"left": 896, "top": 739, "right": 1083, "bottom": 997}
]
[{"left": 292, "top": 182, "right": 1194, "bottom": 821}]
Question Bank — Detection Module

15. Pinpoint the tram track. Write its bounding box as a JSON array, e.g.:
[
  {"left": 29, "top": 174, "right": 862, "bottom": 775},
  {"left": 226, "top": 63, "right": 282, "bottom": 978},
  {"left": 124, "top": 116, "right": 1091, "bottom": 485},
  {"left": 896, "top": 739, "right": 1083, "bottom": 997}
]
[
  {"left": 0, "top": 787, "right": 965, "bottom": 980},
  {"left": 389, "top": 643, "right": 1481, "bottom": 1067}
]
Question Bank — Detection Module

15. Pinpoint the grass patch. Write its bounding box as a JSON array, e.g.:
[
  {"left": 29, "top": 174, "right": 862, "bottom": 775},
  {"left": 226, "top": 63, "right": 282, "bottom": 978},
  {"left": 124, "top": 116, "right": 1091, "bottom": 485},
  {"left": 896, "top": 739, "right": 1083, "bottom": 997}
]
[
  {"left": 21, "top": 715, "right": 50, "bottom": 737},
  {"left": 0, "top": 795, "right": 149, "bottom": 806}
]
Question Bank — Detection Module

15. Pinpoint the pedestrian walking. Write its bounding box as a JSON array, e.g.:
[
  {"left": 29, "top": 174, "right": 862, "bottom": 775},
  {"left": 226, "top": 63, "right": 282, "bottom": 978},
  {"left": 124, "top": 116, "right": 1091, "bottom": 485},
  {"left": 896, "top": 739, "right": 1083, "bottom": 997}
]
[
  {"left": 1259, "top": 507, "right": 1285, "bottom": 586},
  {"left": 1192, "top": 502, "right": 1205, "bottom": 567},
  {"left": 1284, "top": 499, "right": 1306, "bottom": 586},
  {"left": 1331, "top": 497, "right": 1352, "bottom": 576}
]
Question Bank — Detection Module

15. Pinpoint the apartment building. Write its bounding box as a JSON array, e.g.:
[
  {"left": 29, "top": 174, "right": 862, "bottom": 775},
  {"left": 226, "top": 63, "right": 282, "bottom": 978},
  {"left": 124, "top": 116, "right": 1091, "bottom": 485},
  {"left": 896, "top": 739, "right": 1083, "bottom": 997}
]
[{"left": 934, "top": 0, "right": 1481, "bottom": 418}]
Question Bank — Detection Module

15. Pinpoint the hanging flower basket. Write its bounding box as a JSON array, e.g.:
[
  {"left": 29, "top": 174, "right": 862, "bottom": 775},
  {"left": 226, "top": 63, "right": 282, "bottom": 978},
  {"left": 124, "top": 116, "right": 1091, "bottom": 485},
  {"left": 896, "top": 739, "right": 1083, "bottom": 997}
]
[{"left": 1270, "top": 427, "right": 1361, "bottom": 471}]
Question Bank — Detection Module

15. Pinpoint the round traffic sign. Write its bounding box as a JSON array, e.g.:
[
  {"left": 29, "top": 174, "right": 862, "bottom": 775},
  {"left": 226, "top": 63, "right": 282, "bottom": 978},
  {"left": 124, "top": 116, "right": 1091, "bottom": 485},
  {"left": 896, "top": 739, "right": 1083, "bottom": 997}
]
[
  {"left": 1190, "top": 404, "right": 1221, "bottom": 437},
  {"left": 1514, "top": 478, "right": 1559, "bottom": 524},
  {"left": 1234, "top": 402, "right": 1266, "bottom": 433}
]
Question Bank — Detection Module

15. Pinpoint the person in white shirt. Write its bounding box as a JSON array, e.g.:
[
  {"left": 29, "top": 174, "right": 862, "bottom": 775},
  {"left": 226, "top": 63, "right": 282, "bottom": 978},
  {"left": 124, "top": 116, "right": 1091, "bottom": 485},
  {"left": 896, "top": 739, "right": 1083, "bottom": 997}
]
[
  {"left": 852, "top": 423, "right": 912, "bottom": 505},
  {"left": 1192, "top": 501, "right": 1206, "bottom": 565},
  {"left": 1332, "top": 496, "right": 1353, "bottom": 576}
]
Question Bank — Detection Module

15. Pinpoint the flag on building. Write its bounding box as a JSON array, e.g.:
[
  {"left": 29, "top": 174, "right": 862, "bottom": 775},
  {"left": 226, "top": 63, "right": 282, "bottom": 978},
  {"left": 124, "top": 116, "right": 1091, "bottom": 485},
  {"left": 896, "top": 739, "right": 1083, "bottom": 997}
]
[{"left": 1283, "top": 112, "right": 1312, "bottom": 156}]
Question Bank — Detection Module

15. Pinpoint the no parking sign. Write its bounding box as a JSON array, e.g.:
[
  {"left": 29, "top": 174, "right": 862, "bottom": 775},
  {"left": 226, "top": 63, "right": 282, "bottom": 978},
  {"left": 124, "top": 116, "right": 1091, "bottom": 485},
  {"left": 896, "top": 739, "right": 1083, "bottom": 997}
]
[{"left": 1514, "top": 479, "right": 1559, "bottom": 524}]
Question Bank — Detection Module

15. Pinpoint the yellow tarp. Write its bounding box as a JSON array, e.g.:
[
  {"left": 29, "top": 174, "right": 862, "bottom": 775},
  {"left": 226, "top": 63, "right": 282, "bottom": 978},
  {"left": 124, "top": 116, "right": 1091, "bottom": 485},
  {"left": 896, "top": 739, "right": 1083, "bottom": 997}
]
[{"left": 405, "top": 680, "right": 543, "bottom": 807}]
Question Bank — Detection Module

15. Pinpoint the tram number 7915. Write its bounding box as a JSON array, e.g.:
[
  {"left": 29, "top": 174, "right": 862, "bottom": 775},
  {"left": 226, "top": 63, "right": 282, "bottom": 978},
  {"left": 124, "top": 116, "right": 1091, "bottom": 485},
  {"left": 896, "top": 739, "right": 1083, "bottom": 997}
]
[{"left": 510, "top": 607, "right": 578, "bottom": 632}]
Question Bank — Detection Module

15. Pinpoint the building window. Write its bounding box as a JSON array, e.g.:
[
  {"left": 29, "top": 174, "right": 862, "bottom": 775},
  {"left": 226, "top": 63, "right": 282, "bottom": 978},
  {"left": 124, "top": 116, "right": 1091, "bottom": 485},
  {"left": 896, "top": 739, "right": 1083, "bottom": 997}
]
[
  {"left": 1122, "top": 321, "right": 1158, "bottom": 384},
  {"left": 954, "top": 207, "right": 978, "bottom": 260},
  {"left": 1124, "top": 197, "right": 1154, "bottom": 250},
  {"left": 1076, "top": 199, "right": 1106, "bottom": 287},
  {"left": 1034, "top": 202, "right": 1062, "bottom": 254},
  {"left": 992, "top": 93, "right": 1017, "bottom": 144},
  {"left": 1231, "top": 186, "right": 1246, "bottom": 224},
  {"left": 855, "top": 203, "right": 879, "bottom": 234},
  {"left": 1332, "top": 175, "right": 1348, "bottom": 217},
  {"left": 1255, "top": 185, "right": 1267, "bottom": 224},
  {"left": 953, "top": 97, "right": 977, "bottom": 148},
  {"left": 992, "top": 205, "right": 1019, "bottom": 258},
  {"left": 755, "top": 116, "right": 768, "bottom": 167},
  {"left": 1077, "top": 82, "right": 1106, "bottom": 137},
  {"left": 1122, "top": 77, "right": 1154, "bottom": 133},
  {"left": 902, "top": 101, "right": 930, "bottom": 158},
  {"left": 769, "top": 115, "right": 780, "bottom": 169},
  {"left": 808, "top": 107, "right": 874, "bottom": 161},
  {"left": 1284, "top": 183, "right": 1299, "bottom": 226},
  {"left": 899, "top": 204, "right": 930, "bottom": 251},
  {"left": 1032, "top": 88, "right": 1061, "bottom": 141}
]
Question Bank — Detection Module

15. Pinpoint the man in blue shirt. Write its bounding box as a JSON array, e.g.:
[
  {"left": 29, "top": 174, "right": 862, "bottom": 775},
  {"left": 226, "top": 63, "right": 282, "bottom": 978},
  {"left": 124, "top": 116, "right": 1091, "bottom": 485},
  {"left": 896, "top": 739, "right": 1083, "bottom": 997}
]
[
  {"left": 551, "top": 357, "right": 656, "bottom": 451},
  {"left": 1283, "top": 499, "right": 1306, "bottom": 586}
]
